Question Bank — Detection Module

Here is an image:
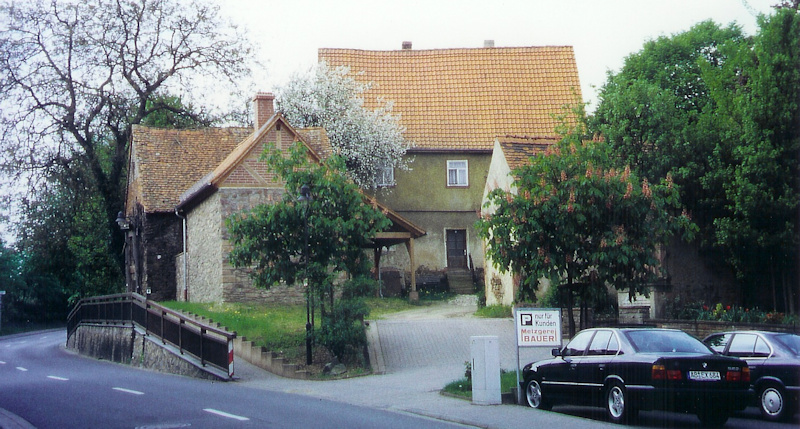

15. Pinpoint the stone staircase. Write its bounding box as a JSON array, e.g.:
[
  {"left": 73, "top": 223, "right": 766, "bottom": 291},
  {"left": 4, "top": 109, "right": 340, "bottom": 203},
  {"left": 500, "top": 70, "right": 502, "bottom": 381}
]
[
  {"left": 178, "top": 311, "right": 310, "bottom": 379},
  {"left": 447, "top": 269, "right": 475, "bottom": 294},
  {"left": 233, "top": 336, "right": 310, "bottom": 379}
]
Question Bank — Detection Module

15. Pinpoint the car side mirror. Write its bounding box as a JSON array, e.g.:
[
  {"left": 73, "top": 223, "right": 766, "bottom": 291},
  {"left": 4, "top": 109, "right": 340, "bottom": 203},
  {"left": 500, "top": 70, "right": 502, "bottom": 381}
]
[{"left": 551, "top": 347, "right": 562, "bottom": 357}]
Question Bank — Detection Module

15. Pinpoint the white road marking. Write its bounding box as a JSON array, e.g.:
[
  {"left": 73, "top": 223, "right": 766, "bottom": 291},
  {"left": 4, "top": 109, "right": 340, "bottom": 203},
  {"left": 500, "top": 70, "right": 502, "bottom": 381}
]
[
  {"left": 0, "top": 360, "right": 6, "bottom": 364},
  {"left": 16, "top": 367, "right": 27, "bottom": 372},
  {"left": 203, "top": 409, "right": 250, "bottom": 421},
  {"left": 47, "top": 376, "right": 69, "bottom": 381},
  {"left": 112, "top": 387, "right": 144, "bottom": 395}
]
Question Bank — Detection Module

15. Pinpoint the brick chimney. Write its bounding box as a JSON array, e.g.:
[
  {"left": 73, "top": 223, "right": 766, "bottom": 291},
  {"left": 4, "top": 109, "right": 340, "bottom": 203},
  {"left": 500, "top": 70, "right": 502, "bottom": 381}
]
[
  {"left": 253, "top": 92, "right": 275, "bottom": 130},
  {"left": 402, "top": 41, "right": 412, "bottom": 50}
]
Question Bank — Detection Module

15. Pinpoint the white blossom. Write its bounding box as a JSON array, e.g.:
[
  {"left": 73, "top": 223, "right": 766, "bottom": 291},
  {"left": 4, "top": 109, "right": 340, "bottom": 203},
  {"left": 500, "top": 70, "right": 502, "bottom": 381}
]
[{"left": 276, "top": 62, "right": 410, "bottom": 189}]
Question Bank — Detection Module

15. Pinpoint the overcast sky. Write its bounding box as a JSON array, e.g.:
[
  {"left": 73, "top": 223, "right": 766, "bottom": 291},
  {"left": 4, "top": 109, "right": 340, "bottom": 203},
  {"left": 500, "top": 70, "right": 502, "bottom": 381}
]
[{"left": 215, "top": 0, "right": 778, "bottom": 112}]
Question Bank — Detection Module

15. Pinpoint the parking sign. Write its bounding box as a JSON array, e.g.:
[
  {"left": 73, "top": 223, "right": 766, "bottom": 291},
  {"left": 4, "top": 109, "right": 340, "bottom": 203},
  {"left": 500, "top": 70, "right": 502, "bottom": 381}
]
[{"left": 515, "top": 308, "right": 562, "bottom": 347}]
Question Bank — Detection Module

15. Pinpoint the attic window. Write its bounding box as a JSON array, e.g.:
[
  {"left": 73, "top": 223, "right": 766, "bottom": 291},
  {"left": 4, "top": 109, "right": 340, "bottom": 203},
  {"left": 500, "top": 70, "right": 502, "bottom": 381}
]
[
  {"left": 376, "top": 163, "right": 394, "bottom": 187},
  {"left": 447, "top": 160, "right": 468, "bottom": 187}
]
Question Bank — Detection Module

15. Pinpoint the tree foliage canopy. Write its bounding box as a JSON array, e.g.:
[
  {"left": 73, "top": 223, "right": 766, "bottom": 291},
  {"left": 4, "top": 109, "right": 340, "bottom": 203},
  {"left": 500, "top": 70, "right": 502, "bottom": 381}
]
[
  {"left": 276, "top": 62, "right": 410, "bottom": 190},
  {"left": 227, "top": 142, "right": 391, "bottom": 290},
  {"left": 591, "top": 8, "right": 799, "bottom": 312},
  {"left": 226, "top": 143, "right": 390, "bottom": 362},
  {"left": 478, "top": 122, "right": 695, "bottom": 332},
  {"left": 0, "top": 0, "right": 254, "bottom": 319}
]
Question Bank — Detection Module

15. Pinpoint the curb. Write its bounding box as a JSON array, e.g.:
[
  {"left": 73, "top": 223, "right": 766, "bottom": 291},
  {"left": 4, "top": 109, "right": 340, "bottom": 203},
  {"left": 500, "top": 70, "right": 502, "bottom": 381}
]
[
  {"left": 0, "top": 407, "right": 36, "bottom": 429},
  {"left": 365, "top": 320, "right": 385, "bottom": 375}
]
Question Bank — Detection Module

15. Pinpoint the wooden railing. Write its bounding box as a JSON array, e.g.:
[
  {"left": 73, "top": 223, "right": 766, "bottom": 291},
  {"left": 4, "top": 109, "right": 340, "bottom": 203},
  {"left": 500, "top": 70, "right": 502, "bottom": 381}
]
[{"left": 67, "top": 293, "right": 236, "bottom": 378}]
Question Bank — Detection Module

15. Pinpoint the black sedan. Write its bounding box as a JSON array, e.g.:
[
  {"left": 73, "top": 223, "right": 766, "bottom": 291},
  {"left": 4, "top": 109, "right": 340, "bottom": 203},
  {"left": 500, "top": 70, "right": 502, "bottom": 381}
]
[
  {"left": 703, "top": 331, "right": 800, "bottom": 422},
  {"left": 521, "top": 327, "right": 752, "bottom": 426}
]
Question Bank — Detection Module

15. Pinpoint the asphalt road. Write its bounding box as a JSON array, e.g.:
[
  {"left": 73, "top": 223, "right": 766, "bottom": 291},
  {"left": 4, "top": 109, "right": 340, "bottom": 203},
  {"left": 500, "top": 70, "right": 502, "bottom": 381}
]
[
  {"left": 0, "top": 330, "right": 467, "bottom": 429},
  {"left": 2, "top": 319, "right": 799, "bottom": 429}
]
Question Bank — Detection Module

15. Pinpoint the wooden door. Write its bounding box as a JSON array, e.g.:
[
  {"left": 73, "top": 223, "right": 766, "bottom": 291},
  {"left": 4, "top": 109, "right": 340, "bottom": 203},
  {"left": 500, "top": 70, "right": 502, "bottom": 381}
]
[{"left": 446, "top": 229, "right": 468, "bottom": 268}]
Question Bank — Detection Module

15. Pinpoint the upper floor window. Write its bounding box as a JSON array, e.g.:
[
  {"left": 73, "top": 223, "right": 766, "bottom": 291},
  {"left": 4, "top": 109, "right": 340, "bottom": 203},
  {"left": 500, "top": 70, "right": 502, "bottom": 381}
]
[
  {"left": 376, "top": 163, "right": 394, "bottom": 187},
  {"left": 447, "top": 160, "right": 468, "bottom": 187}
]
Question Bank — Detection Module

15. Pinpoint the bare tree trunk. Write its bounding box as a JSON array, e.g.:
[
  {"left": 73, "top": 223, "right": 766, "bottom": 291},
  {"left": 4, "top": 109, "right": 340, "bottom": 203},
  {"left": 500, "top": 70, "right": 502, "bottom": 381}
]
[{"left": 566, "top": 268, "right": 576, "bottom": 337}]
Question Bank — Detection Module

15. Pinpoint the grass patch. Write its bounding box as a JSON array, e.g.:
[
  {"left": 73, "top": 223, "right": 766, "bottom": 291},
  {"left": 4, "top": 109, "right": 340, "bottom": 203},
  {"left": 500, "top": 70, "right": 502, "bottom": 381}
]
[
  {"left": 476, "top": 305, "right": 513, "bottom": 318},
  {"left": 363, "top": 297, "right": 417, "bottom": 318},
  {"left": 162, "top": 297, "right": 427, "bottom": 352},
  {"left": 162, "top": 301, "right": 307, "bottom": 354},
  {"left": 443, "top": 371, "right": 520, "bottom": 400}
]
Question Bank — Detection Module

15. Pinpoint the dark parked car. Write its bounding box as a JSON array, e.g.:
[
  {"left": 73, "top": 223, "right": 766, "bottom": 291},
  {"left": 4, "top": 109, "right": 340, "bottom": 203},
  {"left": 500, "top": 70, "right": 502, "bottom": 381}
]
[
  {"left": 521, "top": 328, "right": 751, "bottom": 426},
  {"left": 703, "top": 331, "right": 800, "bottom": 422}
]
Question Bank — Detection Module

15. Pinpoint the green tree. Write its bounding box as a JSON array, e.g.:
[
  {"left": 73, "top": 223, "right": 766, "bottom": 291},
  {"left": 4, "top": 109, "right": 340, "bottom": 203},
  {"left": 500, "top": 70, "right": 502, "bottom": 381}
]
[
  {"left": 591, "top": 9, "right": 800, "bottom": 313},
  {"left": 591, "top": 20, "right": 746, "bottom": 238},
  {"left": 0, "top": 0, "right": 252, "bottom": 286},
  {"left": 478, "top": 125, "right": 694, "bottom": 335},
  {"left": 227, "top": 142, "right": 390, "bottom": 362},
  {"left": 0, "top": 238, "right": 25, "bottom": 328},
  {"left": 709, "top": 7, "right": 800, "bottom": 312}
]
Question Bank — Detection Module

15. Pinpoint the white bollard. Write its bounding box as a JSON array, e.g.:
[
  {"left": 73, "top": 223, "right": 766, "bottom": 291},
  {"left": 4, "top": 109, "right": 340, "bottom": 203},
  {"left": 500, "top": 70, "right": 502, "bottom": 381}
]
[{"left": 470, "top": 335, "right": 501, "bottom": 405}]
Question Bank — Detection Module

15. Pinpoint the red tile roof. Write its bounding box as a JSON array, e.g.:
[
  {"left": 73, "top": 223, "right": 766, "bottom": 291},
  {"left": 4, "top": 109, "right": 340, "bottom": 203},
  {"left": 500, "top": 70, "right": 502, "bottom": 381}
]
[{"left": 319, "top": 46, "right": 583, "bottom": 151}]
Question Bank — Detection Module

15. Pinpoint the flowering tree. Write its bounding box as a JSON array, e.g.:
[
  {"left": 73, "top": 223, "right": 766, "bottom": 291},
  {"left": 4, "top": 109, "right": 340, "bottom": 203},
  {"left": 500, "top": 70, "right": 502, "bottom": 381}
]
[
  {"left": 477, "top": 126, "right": 696, "bottom": 335},
  {"left": 276, "top": 62, "right": 410, "bottom": 190}
]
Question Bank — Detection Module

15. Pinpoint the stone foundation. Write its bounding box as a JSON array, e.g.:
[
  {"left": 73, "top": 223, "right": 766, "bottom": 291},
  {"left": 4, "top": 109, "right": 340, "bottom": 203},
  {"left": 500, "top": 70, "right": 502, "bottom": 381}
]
[{"left": 67, "top": 324, "right": 225, "bottom": 380}]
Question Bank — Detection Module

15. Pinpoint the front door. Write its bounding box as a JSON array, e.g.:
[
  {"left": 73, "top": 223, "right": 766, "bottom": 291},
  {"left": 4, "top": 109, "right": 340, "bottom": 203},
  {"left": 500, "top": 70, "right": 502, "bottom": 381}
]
[{"left": 446, "top": 229, "right": 468, "bottom": 268}]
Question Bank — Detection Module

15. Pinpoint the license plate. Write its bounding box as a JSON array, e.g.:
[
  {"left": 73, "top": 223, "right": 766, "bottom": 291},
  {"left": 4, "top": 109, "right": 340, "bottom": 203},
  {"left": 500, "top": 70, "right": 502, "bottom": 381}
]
[{"left": 689, "top": 371, "right": 721, "bottom": 381}]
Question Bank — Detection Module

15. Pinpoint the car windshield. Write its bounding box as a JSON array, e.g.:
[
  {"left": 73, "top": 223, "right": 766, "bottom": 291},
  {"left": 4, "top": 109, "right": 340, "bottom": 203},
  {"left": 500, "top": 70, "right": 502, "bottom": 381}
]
[
  {"left": 773, "top": 334, "right": 800, "bottom": 355},
  {"left": 626, "top": 330, "right": 712, "bottom": 354}
]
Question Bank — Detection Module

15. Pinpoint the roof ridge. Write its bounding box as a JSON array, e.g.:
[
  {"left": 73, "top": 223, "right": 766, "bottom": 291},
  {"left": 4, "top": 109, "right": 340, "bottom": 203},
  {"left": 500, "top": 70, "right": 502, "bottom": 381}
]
[{"left": 319, "top": 45, "right": 574, "bottom": 54}]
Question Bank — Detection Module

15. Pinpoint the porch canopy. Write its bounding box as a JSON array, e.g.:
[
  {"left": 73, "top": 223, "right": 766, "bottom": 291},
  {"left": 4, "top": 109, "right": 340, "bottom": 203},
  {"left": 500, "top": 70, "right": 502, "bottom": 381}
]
[{"left": 365, "top": 198, "right": 426, "bottom": 301}]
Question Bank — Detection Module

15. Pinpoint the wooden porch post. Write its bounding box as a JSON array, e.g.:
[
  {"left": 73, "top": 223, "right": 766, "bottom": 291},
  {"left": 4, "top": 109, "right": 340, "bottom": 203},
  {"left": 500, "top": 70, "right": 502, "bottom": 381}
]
[{"left": 406, "top": 238, "right": 418, "bottom": 302}]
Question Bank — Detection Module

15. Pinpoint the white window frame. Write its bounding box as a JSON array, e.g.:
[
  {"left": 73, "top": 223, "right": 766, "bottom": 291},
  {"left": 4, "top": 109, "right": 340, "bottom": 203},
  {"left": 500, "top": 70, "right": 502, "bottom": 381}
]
[
  {"left": 376, "top": 163, "right": 395, "bottom": 187},
  {"left": 447, "top": 160, "right": 468, "bottom": 187}
]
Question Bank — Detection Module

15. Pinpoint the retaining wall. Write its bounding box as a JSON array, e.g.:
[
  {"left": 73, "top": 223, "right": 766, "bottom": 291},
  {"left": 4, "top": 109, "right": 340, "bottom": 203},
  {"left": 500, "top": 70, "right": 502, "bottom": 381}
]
[
  {"left": 67, "top": 324, "right": 221, "bottom": 380},
  {"left": 650, "top": 319, "right": 798, "bottom": 339}
]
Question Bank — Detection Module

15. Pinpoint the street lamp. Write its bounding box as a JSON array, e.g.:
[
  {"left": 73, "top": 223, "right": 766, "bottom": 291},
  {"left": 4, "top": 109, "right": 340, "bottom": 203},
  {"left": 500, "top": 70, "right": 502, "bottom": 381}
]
[{"left": 297, "top": 184, "right": 313, "bottom": 366}]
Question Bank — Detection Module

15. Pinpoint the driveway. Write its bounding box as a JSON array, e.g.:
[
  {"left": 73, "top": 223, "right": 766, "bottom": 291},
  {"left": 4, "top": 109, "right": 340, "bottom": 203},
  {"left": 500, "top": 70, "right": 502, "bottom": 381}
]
[{"left": 369, "top": 295, "right": 553, "bottom": 374}]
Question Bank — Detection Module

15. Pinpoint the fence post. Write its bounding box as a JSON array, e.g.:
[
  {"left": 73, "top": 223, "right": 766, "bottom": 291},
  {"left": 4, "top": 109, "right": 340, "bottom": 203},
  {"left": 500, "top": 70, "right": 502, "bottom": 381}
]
[
  {"left": 200, "top": 328, "right": 206, "bottom": 367},
  {"left": 178, "top": 319, "right": 184, "bottom": 354}
]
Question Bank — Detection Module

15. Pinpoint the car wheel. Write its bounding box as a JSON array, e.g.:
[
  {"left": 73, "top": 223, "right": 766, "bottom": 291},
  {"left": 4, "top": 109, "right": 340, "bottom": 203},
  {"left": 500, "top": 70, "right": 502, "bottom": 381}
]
[
  {"left": 605, "top": 381, "right": 637, "bottom": 424},
  {"left": 759, "top": 384, "right": 788, "bottom": 422},
  {"left": 697, "top": 408, "right": 729, "bottom": 427},
  {"left": 525, "top": 379, "right": 551, "bottom": 410}
]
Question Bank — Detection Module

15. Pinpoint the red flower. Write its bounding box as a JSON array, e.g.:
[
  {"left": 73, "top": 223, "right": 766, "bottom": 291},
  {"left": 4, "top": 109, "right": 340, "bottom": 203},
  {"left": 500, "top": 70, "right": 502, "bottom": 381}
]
[
  {"left": 702, "top": 305, "right": 708, "bottom": 311},
  {"left": 726, "top": 305, "right": 731, "bottom": 311}
]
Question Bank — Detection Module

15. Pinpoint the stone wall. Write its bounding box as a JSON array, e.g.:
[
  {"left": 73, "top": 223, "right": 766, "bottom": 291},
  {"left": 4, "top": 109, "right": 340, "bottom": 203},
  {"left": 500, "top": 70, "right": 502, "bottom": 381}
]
[
  {"left": 131, "top": 330, "right": 218, "bottom": 380},
  {"left": 67, "top": 325, "right": 221, "bottom": 380},
  {"left": 651, "top": 319, "right": 798, "bottom": 340},
  {"left": 66, "top": 324, "right": 133, "bottom": 363},
  {"left": 186, "top": 192, "right": 223, "bottom": 303},
  {"left": 218, "top": 188, "right": 305, "bottom": 305},
  {"left": 183, "top": 186, "right": 306, "bottom": 305}
]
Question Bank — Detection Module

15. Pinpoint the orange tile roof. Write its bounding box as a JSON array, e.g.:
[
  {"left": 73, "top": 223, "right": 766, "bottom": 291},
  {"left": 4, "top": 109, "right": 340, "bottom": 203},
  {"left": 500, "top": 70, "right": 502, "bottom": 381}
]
[
  {"left": 497, "top": 136, "right": 557, "bottom": 170},
  {"left": 319, "top": 46, "right": 583, "bottom": 151},
  {"left": 128, "top": 126, "right": 252, "bottom": 213}
]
